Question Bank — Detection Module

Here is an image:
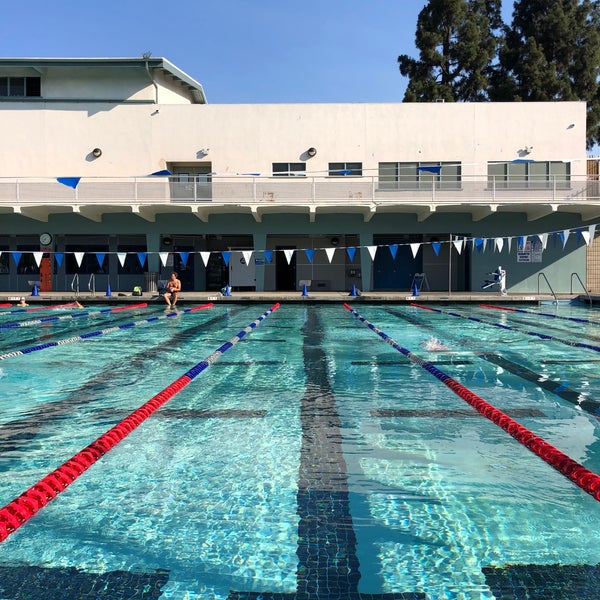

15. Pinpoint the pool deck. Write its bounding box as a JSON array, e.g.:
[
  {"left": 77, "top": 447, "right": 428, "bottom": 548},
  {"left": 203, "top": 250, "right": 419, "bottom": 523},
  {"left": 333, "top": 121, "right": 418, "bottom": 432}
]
[{"left": 4, "top": 289, "right": 596, "bottom": 305}]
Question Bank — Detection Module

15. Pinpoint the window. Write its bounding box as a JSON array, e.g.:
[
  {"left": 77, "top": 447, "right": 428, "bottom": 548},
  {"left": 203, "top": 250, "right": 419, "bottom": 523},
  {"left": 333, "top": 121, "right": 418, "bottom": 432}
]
[
  {"left": 328, "top": 162, "right": 362, "bottom": 177},
  {"left": 378, "top": 162, "right": 461, "bottom": 190},
  {"left": 117, "top": 245, "right": 148, "bottom": 275},
  {"left": 65, "top": 245, "right": 109, "bottom": 274},
  {"left": 0, "top": 77, "right": 41, "bottom": 97},
  {"left": 0, "top": 247, "right": 9, "bottom": 274},
  {"left": 16, "top": 245, "right": 40, "bottom": 275},
  {"left": 487, "top": 161, "right": 570, "bottom": 190},
  {"left": 272, "top": 163, "right": 306, "bottom": 176}
]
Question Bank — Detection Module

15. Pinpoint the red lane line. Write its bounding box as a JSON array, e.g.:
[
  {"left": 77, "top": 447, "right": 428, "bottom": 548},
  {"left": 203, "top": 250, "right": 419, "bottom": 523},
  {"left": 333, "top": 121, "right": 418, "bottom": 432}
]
[
  {"left": 479, "top": 303, "right": 517, "bottom": 311},
  {"left": 0, "top": 303, "right": 12, "bottom": 308},
  {"left": 109, "top": 303, "right": 147, "bottom": 312},
  {"left": 409, "top": 303, "right": 437, "bottom": 311},
  {"left": 189, "top": 303, "right": 214, "bottom": 312}
]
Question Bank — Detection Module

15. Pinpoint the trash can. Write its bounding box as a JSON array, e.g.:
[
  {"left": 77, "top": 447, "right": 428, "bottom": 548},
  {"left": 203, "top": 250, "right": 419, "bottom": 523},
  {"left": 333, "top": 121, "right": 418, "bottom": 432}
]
[{"left": 145, "top": 271, "right": 158, "bottom": 293}]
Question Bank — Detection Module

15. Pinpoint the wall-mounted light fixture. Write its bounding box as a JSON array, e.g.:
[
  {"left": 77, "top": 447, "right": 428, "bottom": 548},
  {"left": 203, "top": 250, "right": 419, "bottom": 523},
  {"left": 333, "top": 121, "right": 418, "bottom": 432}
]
[
  {"left": 199, "top": 148, "right": 210, "bottom": 155},
  {"left": 307, "top": 147, "right": 317, "bottom": 157},
  {"left": 92, "top": 148, "right": 102, "bottom": 158},
  {"left": 524, "top": 146, "right": 533, "bottom": 154}
]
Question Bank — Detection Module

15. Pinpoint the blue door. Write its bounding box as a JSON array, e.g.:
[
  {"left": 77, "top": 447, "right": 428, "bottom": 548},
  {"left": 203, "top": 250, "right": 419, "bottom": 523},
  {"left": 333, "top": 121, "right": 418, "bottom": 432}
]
[{"left": 373, "top": 243, "right": 421, "bottom": 290}]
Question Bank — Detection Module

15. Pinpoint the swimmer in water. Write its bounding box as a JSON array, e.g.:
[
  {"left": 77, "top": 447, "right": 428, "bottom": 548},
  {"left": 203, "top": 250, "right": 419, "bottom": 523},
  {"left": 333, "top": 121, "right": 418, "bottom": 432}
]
[{"left": 421, "top": 337, "right": 450, "bottom": 351}]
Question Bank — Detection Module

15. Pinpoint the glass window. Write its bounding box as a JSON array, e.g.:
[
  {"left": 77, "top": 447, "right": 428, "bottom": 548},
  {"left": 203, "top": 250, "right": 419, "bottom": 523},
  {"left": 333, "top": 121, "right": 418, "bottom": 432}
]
[
  {"left": 329, "top": 162, "right": 362, "bottom": 177},
  {"left": 487, "top": 161, "right": 570, "bottom": 189},
  {"left": 65, "top": 245, "right": 109, "bottom": 274},
  {"left": 0, "top": 76, "right": 41, "bottom": 98},
  {"left": 0, "top": 247, "right": 9, "bottom": 274},
  {"left": 273, "top": 163, "right": 306, "bottom": 176},
  {"left": 117, "top": 245, "right": 148, "bottom": 275},
  {"left": 378, "top": 162, "right": 461, "bottom": 190}
]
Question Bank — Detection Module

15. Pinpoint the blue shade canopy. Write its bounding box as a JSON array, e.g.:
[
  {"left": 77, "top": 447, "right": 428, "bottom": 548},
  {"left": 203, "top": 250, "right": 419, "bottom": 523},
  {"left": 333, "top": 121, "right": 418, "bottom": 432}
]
[
  {"left": 56, "top": 177, "right": 81, "bottom": 189},
  {"left": 346, "top": 247, "right": 356, "bottom": 262},
  {"left": 388, "top": 244, "right": 398, "bottom": 259},
  {"left": 221, "top": 251, "right": 231, "bottom": 266},
  {"left": 263, "top": 250, "right": 273, "bottom": 264},
  {"left": 150, "top": 169, "right": 172, "bottom": 176},
  {"left": 179, "top": 252, "right": 189, "bottom": 267},
  {"left": 304, "top": 249, "right": 314, "bottom": 263},
  {"left": 418, "top": 165, "right": 441, "bottom": 174}
]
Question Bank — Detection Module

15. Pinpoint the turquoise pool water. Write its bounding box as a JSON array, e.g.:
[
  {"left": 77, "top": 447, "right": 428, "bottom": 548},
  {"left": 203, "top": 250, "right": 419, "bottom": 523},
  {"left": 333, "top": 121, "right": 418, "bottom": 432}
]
[{"left": 0, "top": 302, "right": 599, "bottom": 599}]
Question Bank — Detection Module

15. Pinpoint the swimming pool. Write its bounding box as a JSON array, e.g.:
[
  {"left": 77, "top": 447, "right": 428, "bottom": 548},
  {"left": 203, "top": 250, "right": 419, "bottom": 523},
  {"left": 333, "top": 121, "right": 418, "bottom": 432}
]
[{"left": 0, "top": 302, "right": 599, "bottom": 599}]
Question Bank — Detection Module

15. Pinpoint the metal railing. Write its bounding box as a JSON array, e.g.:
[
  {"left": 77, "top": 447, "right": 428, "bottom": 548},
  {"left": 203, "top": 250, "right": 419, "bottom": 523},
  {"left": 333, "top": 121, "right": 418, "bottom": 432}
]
[
  {"left": 88, "top": 273, "right": 96, "bottom": 297},
  {"left": 71, "top": 273, "right": 79, "bottom": 296},
  {"left": 0, "top": 175, "right": 598, "bottom": 206},
  {"left": 571, "top": 272, "right": 592, "bottom": 306},
  {"left": 537, "top": 272, "right": 558, "bottom": 305}
]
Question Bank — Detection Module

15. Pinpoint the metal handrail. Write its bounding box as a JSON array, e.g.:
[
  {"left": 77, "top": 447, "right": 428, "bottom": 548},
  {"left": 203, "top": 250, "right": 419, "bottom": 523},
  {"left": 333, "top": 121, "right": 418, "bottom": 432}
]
[
  {"left": 537, "top": 272, "right": 558, "bottom": 305},
  {"left": 571, "top": 272, "right": 592, "bottom": 307},
  {"left": 71, "top": 273, "right": 79, "bottom": 296},
  {"left": 88, "top": 273, "right": 96, "bottom": 297}
]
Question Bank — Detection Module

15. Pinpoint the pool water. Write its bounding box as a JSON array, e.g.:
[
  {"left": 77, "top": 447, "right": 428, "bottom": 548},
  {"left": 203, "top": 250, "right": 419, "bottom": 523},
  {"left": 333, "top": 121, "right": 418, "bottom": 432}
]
[{"left": 0, "top": 302, "right": 599, "bottom": 599}]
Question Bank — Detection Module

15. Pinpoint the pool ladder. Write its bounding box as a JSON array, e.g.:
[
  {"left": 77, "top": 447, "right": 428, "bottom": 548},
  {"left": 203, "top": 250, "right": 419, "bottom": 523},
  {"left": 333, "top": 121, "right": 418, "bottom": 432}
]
[
  {"left": 571, "top": 272, "right": 592, "bottom": 307},
  {"left": 537, "top": 272, "right": 558, "bottom": 305}
]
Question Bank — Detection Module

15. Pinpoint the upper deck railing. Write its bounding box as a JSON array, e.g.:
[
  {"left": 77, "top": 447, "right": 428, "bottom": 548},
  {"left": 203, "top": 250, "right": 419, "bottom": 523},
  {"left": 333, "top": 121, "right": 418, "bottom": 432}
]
[{"left": 0, "top": 175, "right": 598, "bottom": 206}]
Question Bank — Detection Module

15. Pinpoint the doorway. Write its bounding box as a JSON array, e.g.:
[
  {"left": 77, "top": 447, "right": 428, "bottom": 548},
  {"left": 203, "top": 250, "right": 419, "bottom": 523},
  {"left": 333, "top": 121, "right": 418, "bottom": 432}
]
[{"left": 276, "top": 246, "right": 297, "bottom": 291}]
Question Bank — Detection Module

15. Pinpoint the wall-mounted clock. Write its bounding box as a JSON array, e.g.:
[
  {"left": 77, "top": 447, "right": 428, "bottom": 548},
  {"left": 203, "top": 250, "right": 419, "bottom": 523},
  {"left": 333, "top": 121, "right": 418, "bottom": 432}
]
[{"left": 39, "top": 233, "right": 53, "bottom": 246}]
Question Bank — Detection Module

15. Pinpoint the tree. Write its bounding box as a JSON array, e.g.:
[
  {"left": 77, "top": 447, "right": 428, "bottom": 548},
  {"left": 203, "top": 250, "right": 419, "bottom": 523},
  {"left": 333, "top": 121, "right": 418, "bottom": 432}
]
[
  {"left": 398, "top": 0, "right": 503, "bottom": 102},
  {"left": 491, "top": 0, "right": 600, "bottom": 148}
]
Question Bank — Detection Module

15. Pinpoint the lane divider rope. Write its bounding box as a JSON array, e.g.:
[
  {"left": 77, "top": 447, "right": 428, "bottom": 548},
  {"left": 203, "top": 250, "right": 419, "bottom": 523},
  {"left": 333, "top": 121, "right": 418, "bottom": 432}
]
[
  {"left": 343, "top": 303, "right": 600, "bottom": 502},
  {"left": 0, "top": 302, "right": 280, "bottom": 542},
  {"left": 0, "top": 303, "right": 212, "bottom": 361},
  {"left": 0, "top": 303, "right": 148, "bottom": 330},
  {"left": 4, "top": 302, "right": 92, "bottom": 315},
  {"left": 411, "top": 302, "right": 600, "bottom": 354},
  {"left": 479, "top": 303, "right": 600, "bottom": 326}
]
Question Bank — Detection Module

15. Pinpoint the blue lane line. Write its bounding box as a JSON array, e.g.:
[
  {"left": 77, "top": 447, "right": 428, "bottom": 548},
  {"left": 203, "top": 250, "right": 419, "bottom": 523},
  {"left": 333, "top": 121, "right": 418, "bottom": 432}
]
[
  {"left": 0, "top": 306, "right": 139, "bottom": 329},
  {"left": 481, "top": 304, "right": 600, "bottom": 326},
  {"left": 0, "top": 306, "right": 212, "bottom": 361},
  {"left": 413, "top": 303, "right": 600, "bottom": 354}
]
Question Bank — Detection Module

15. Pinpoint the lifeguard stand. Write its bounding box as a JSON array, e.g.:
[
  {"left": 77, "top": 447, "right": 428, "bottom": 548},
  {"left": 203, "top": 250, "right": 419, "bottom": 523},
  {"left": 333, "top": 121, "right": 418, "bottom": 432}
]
[{"left": 410, "top": 272, "right": 430, "bottom": 292}]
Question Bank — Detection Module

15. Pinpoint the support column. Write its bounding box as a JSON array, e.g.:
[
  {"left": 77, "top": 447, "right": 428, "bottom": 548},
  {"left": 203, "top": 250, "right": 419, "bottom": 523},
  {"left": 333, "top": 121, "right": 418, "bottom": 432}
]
[
  {"left": 253, "top": 232, "right": 266, "bottom": 292},
  {"left": 359, "top": 232, "right": 373, "bottom": 292}
]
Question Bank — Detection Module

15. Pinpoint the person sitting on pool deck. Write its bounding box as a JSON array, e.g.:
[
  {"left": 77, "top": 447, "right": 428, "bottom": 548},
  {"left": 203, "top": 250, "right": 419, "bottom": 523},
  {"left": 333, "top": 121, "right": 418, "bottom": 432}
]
[{"left": 164, "top": 271, "right": 181, "bottom": 308}]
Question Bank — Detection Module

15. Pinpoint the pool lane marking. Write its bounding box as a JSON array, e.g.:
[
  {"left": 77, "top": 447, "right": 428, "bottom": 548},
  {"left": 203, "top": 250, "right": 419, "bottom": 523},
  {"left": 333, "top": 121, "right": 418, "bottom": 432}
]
[
  {"left": 0, "top": 303, "right": 213, "bottom": 361},
  {"left": 3, "top": 302, "right": 97, "bottom": 315},
  {"left": 343, "top": 303, "right": 600, "bottom": 502},
  {"left": 0, "top": 302, "right": 148, "bottom": 329},
  {"left": 229, "top": 305, "right": 426, "bottom": 600},
  {"left": 384, "top": 306, "right": 600, "bottom": 417},
  {"left": 411, "top": 303, "right": 600, "bottom": 353},
  {"left": 0, "top": 303, "right": 280, "bottom": 543},
  {"left": 480, "top": 303, "right": 600, "bottom": 326}
]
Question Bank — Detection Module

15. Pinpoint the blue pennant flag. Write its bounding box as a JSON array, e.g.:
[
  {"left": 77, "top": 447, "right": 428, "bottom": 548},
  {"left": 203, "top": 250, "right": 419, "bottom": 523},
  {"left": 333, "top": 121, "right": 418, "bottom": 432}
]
[
  {"left": 418, "top": 165, "right": 441, "bottom": 174},
  {"left": 137, "top": 252, "right": 147, "bottom": 267},
  {"left": 54, "top": 253, "right": 64, "bottom": 267},
  {"left": 518, "top": 236, "right": 525, "bottom": 248},
  {"left": 553, "top": 232, "right": 558, "bottom": 247},
  {"left": 179, "top": 251, "right": 189, "bottom": 267},
  {"left": 304, "top": 249, "right": 314, "bottom": 263},
  {"left": 95, "top": 253, "right": 105, "bottom": 267},
  {"left": 346, "top": 247, "right": 356, "bottom": 262},
  {"left": 57, "top": 177, "right": 81, "bottom": 189},
  {"left": 12, "top": 252, "right": 21, "bottom": 266},
  {"left": 222, "top": 251, "right": 231, "bottom": 266},
  {"left": 432, "top": 242, "right": 441, "bottom": 256},
  {"left": 150, "top": 169, "right": 172, "bottom": 176},
  {"left": 389, "top": 244, "right": 398, "bottom": 259},
  {"left": 263, "top": 250, "right": 273, "bottom": 264},
  {"left": 475, "top": 238, "right": 484, "bottom": 252}
]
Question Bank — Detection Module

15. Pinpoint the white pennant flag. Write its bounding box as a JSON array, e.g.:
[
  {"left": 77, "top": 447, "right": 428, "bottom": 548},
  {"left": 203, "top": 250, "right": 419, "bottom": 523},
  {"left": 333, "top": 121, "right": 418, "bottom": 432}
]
[
  {"left": 159, "top": 252, "right": 169, "bottom": 267},
  {"left": 325, "top": 248, "right": 336, "bottom": 263},
  {"left": 242, "top": 250, "right": 253, "bottom": 266},
  {"left": 283, "top": 249, "right": 295, "bottom": 264},
  {"left": 495, "top": 238, "right": 504, "bottom": 253},
  {"left": 74, "top": 252, "right": 85, "bottom": 267},
  {"left": 410, "top": 243, "right": 420, "bottom": 258},
  {"left": 538, "top": 233, "right": 548, "bottom": 250},
  {"left": 586, "top": 224, "right": 597, "bottom": 246},
  {"left": 366, "top": 246, "right": 377, "bottom": 261},
  {"left": 33, "top": 251, "right": 44, "bottom": 267},
  {"left": 453, "top": 239, "right": 463, "bottom": 254},
  {"left": 482, "top": 238, "right": 487, "bottom": 252},
  {"left": 507, "top": 237, "right": 513, "bottom": 253},
  {"left": 562, "top": 229, "right": 571, "bottom": 248},
  {"left": 117, "top": 252, "right": 127, "bottom": 267},
  {"left": 200, "top": 251, "right": 211, "bottom": 267}
]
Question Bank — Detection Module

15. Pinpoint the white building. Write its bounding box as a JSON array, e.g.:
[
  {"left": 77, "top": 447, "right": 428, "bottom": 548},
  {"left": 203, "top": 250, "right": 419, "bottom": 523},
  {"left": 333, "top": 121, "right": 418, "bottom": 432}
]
[{"left": 0, "top": 57, "right": 597, "bottom": 295}]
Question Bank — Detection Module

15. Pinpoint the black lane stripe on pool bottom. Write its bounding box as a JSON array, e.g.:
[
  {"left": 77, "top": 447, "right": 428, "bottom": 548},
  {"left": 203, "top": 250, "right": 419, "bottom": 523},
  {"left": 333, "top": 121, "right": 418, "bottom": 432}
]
[
  {"left": 228, "top": 307, "right": 425, "bottom": 600},
  {"left": 372, "top": 408, "right": 547, "bottom": 418},
  {"left": 94, "top": 408, "right": 267, "bottom": 420}
]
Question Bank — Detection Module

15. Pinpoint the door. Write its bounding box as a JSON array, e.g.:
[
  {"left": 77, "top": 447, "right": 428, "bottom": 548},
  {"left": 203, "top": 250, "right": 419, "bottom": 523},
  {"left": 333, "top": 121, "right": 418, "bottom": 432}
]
[
  {"left": 276, "top": 246, "right": 296, "bottom": 291},
  {"left": 373, "top": 243, "right": 420, "bottom": 290}
]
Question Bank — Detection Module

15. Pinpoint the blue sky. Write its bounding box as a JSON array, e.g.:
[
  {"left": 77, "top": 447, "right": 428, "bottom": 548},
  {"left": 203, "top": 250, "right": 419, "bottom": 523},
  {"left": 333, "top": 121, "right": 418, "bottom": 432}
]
[{"left": 2, "top": 0, "right": 515, "bottom": 104}]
